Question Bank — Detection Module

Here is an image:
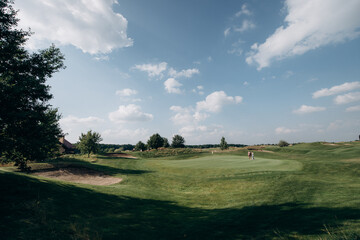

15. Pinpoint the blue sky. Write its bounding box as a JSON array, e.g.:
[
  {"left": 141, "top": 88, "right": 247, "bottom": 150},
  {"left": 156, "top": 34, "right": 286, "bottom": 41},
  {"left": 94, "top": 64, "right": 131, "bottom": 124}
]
[{"left": 15, "top": 0, "right": 360, "bottom": 144}]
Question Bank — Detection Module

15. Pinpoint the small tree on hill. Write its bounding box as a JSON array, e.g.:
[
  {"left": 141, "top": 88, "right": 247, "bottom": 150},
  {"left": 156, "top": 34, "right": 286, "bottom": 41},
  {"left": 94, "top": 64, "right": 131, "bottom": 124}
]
[
  {"left": 220, "top": 137, "right": 228, "bottom": 150},
  {"left": 171, "top": 135, "right": 185, "bottom": 148},
  {"left": 135, "top": 141, "right": 146, "bottom": 151},
  {"left": 278, "top": 140, "right": 289, "bottom": 147},
  {"left": 147, "top": 133, "right": 164, "bottom": 149},
  {"left": 78, "top": 131, "right": 102, "bottom": 157},
  {"left": 163, "top": 137, "right": 170, "bottom": 148}
]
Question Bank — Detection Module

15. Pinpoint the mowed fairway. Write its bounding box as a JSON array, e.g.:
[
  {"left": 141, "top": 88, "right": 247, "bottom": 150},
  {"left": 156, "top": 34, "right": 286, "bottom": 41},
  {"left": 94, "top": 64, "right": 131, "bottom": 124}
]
[{"left": 0, "top": 142, "right": 359, "bottom": 239}]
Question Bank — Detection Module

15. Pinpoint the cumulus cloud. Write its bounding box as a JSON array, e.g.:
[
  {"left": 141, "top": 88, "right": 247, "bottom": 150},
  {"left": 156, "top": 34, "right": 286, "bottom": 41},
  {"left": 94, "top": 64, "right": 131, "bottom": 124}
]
[
  {"left": 312, "top": 82, "right": 360, "bottom": 98},
  {"left": 334, "top": 92, "right": 360, "bottom": 105},
  {"left": 15, "top": 0, "right": 133, "bottom": 54},
  {"left": 164, "top": 78, "right": 183, "bottom": 94},
  {"left": 168, "top": 68, "right": 200, "bottom": 78},
  {"left": 246, "top": 0, "right": 360, "bottom": 70},
  {"left": 133, "top": 62, "right": 168, "bottom": 78},
  {"left": 346, "top": 105, "right": 360, "bottom": 112},
  {"left": 293, "top": 105, "right": 326, "bottom": 114},
  {"left": 196, "top": 91, "right": 243, "bottom": 113},
  {"left": 275, "top": 127, "right": 298, "bottom": 134},
  {"left": 116, "top": 88, "right": 138, "bottom": 96},
  {"left": 109, "top": 104, "right": 153, "bottom": 123}
]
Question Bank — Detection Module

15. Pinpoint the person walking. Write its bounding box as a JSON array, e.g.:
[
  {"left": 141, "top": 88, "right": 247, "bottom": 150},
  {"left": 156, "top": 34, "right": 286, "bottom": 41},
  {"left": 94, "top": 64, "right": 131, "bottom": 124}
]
[
  {"left": 251, "top": 152, "right": 255, "bottom": 160},
  {"left": 248, "top": 151, "right": 251, "bottom": 160}
]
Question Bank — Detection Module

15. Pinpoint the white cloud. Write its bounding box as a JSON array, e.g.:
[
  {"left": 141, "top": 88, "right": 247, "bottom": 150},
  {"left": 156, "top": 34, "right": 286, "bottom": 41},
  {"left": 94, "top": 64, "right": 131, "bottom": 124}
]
[
  {"left": 164, "top": 78, "right": 182, "bottom": 94},
  {"left": 192, "top": 85, "right": 205, "bottom": 95},
  {"left": 224, "top": 27, "right": 231, "bottom": 37},
  {"left": 116, "top": 88, "right": 138, "bottom": 96},
  {"left": 133, "top": 62, "right": 167, "bottom": 78},
  {"left": 235, "top": 4, "right": 252, "bottom": 17},
  {"left": 102, "top": 128, "right": 149, "bottom": 144},
  {"left": 109, "top": 104, "right": 153, "bottom": 123},
  {"left": 233, "top": 20, "right": 256, "bottom": 33},
  {"left": 275, "top": 127, "right": 299, "bottom": 134},
  {"left": 60, "top": 115, "right": 104, "bottom": 126},
  {"left": 334, "top": 92, "right": 360, "bottom": 105},
  {"left": 168, "top": 68, "right": 200, "bottom": 78},
  {"left": 169, "top": 106, "right": 208, "bottom": 125},
  {"left": 59, "top": 115, "right": 105, "bottom": 142},
  {"left": 196, "top": 91, "right": 243, "bottom": 113},
  {"left": 246, "top": 0, "right": 360, "bottom": 70},
  {"left": 346, "top": 105, "right": 360, "bottom": 112},
  {"left": 93, "top": 55, "right": 109, "bottom": 61},
  {"left": 293, "top": 105, "right": 326, "bottom": 114},
  {"left": 15, "top": 0, "right": 132, "bottom": 54},
  {"left": 313, "top": 82, "right": 360, "bottom": 98},
  {"left": 178, "top": 125, "right": 224, "bottom": 139}
]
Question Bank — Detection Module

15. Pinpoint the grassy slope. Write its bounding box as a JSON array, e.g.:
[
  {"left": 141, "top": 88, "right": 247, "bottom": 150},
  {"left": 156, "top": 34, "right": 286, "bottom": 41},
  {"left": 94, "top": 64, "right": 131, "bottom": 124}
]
[{"left": 0, "top": 142, "right": 359, "bottom": 239}]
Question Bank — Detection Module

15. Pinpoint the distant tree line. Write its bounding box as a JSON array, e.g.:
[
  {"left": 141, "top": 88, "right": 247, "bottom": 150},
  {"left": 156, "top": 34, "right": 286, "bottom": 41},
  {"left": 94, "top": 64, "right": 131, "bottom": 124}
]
[{"left": 186, "top": 144, "right": 246, "bottom": 149}]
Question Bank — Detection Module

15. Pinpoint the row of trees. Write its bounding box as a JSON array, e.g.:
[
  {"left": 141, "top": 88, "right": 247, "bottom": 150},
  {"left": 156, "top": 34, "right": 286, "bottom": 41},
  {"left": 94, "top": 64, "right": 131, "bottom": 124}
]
[
  {"left": 76, "top": 130, "right": 233, "bottom": 156},
  {"left": 135, "top": 133, "right": 185, "bottom": 151}
]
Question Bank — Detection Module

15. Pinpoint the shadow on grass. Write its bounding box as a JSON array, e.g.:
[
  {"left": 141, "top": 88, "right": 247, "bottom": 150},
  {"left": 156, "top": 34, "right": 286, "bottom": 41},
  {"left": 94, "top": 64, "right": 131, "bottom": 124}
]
[
  {"left": 0, "top": 171, "right": 359, "bottom": 240},
  {"left": 32, "top": 157, "right": 152, "bottom": 176}
]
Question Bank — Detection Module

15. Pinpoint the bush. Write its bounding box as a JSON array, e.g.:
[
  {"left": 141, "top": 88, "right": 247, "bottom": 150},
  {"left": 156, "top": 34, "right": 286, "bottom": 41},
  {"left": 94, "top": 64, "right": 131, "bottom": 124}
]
[{"left": 278, "top": 140, "right": 289, "bottom": 147}]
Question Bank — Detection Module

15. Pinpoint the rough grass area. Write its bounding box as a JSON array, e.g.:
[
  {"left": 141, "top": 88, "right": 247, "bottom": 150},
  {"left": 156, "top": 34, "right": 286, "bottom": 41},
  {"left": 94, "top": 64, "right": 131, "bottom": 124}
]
[
  {"left": 132, "top": 148, "right": 203, "bottom": 159},
  {"left": 0, "top": 142, "right": 359, "bottom": 239}
]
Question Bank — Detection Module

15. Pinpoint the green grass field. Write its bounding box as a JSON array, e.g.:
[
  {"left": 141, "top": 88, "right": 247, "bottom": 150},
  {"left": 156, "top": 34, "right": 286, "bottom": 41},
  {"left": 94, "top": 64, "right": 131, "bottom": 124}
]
[{"left": 1, "top": 142, "right": 359, "bottom": 239}]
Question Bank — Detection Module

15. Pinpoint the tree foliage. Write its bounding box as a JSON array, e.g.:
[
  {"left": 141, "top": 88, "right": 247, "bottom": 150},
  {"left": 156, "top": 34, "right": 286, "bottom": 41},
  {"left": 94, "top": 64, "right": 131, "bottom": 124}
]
[
  {"left": 135, "top": 141, "right": 146, "bottom": 151},
  {"left": 171, "top": 135, "right": 185, "bottom": 148},
  {"left": 0, "top": 0, "right": 65, "bottom": 171},
  {"left": 78, "top": 131, "right": 103, "bottom": 157},
  {"left": 163, "top": 137, "right": 170, "bottom": 148},
  {"left": 147, "top": 133, "right": 164, "bottom": 150},
  {"left": 220, "top": 137, "right": 229, "bottom": 150},
  {"left": 278, "top": 140, "right": 289, "bottom": 147}
]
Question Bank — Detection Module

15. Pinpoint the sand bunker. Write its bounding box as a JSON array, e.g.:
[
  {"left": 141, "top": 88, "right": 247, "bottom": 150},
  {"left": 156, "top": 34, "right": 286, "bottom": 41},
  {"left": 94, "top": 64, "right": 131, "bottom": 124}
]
[{"left": 33, "top": 166, "right": 122, "bottom": 186}]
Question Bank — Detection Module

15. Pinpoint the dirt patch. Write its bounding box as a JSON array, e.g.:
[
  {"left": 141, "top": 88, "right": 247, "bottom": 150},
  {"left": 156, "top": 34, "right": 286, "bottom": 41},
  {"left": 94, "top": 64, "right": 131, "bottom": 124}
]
[
  {"left": 32, "top": 166, "right": 122, "bottom": 186},
  {"left": 257, "top": 150, "right": 275, "bottom": 153},
  {"left": 322, "top": 143, "right": 338, "bottom": 146},
  {"left": 105, "top": 153, "right": 137, "bottom": 159},
  {"left": 341, "top": 158, "right": 360, "bottom": 163}
]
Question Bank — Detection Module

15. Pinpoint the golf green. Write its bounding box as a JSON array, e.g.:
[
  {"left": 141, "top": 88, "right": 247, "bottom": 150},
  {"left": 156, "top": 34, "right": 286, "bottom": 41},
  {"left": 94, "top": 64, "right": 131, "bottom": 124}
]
[{"left": 157, "top": 154, "right": 302, "bottom": 172}]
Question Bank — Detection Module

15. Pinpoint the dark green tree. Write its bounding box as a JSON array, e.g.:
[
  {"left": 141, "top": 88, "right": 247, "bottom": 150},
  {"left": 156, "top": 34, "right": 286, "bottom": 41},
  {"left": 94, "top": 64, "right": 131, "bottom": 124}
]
[
  {"left": 78, "top": 131, "right": 103, "bottom": 157},
  {"left": 0, "top": 0, "right": 65, "bottom": 171},
  {"left": 135, "top": 141, "right": 146, "bottom": 151},
  {"left": 171, "top": 135, "right": 185, "bottom": 148},
  {"left": 163, "top": 137, "right": 170, "bottom": 148},
  {"left": 220, "top": 137, "right": 228, "bottom": 150},
  {"left": 278, "top": 140, "right": 289, "bottom": 147},
  {"left": 147, "top": 133, "right": 164, "bottom": 149}
]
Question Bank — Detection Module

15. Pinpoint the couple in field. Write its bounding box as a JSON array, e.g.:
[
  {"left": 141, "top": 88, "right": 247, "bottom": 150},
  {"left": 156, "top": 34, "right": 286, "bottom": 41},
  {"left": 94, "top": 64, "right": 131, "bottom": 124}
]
[{"left": 248, "top": 151, "right": 255, "bottom": 160}]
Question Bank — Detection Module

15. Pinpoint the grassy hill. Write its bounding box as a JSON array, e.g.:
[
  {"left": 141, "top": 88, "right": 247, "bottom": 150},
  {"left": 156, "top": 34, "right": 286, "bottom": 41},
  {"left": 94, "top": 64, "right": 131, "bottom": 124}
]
[{"left": 0, "top": 142, "right": 359, "bottom": 239}]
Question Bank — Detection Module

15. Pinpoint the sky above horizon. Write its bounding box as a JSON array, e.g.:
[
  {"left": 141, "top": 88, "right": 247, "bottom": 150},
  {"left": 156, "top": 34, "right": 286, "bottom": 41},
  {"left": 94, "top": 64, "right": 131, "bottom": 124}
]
[{"left": 14, "top": 0, "right": 360, "bottom": 145}]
